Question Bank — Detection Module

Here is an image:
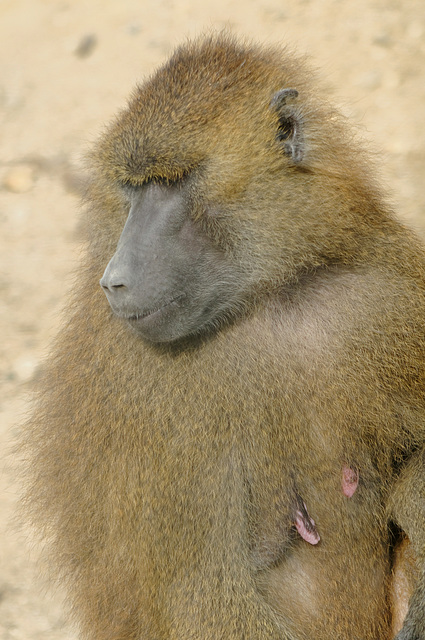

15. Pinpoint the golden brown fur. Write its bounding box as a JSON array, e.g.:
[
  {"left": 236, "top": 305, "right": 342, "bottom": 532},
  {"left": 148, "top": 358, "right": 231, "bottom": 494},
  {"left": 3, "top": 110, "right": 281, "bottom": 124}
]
[{"left": 23, "top": 34, "right": 425, "bottom": 640}]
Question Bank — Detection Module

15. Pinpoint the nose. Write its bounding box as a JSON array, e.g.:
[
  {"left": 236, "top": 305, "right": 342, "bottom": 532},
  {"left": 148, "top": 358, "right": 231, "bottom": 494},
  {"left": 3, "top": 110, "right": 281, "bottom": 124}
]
[{"left": 99, "top": 273, "right": 128, "bottom": 294}]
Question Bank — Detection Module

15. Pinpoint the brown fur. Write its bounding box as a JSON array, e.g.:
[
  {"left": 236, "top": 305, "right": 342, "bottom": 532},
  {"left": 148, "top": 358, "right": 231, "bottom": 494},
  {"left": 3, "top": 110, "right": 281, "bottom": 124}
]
[{"left": 22, "top": 34, "right": 425, "bottom": 639}]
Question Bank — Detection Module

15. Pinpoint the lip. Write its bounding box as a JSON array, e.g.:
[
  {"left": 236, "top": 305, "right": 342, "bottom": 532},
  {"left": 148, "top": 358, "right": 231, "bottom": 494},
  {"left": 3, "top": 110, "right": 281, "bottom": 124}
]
[{"left": 125, "top": 295, "right": 184, "bottom": 329}]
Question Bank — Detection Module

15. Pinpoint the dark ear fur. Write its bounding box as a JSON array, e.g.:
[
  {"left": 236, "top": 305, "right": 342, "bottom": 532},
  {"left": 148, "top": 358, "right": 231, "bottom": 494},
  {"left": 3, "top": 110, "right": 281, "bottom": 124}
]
[{"left": 270, "top": 88, "right": 304, "bottom": 164}]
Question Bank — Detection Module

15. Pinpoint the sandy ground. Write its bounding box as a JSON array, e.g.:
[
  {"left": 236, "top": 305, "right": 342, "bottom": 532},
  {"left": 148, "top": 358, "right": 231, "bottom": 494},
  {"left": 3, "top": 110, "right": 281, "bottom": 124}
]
[{"left": 1, "top": 1, "right": 425, "bottom": 638}]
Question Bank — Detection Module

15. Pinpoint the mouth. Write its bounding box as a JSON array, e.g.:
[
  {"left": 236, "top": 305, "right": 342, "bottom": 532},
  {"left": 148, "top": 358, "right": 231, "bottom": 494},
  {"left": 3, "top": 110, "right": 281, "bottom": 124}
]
[{"left": 124, "top": 295, "right": 185, "bottom": 329}]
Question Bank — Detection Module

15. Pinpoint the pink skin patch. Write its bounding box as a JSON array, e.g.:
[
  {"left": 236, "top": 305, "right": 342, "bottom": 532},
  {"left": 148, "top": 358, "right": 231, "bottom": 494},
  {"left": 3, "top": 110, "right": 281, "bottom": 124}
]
[
  {"left": 294, "top": 466, "right": 359, "bottom": 545},
  {"left": 295, "top": 502, "right": 321, "bottom": 545},
  {"left": 342, "top": 465, "right": 359, "bottom": 498}
]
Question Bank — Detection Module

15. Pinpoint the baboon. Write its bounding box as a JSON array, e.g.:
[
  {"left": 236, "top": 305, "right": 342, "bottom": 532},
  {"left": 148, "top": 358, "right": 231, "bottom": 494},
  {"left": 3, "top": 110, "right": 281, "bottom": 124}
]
[{"left": 23, "top": 35, "right": 425, "bottom": 640}]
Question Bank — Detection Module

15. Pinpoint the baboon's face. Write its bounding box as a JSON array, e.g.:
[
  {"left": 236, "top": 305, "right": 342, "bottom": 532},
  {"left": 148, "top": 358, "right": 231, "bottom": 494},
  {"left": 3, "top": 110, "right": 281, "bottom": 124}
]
[{"left": 100, "top": 181, "right": 245, "bottom": 343}]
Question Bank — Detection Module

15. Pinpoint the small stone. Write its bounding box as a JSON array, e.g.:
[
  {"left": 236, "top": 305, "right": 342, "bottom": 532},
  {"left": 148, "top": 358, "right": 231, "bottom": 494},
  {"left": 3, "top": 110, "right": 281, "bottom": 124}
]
[
  {"left": 13, "top": 357, "right": 38, "bottom": 382},
  {"left": 3, "top": 166, "right": 35, "bottom": 193},
  {"left": 126, "top": 22, "right": 142, "bottom": 36},
  {"left": 373, "top": 32, "right": 392, "bottom": 48},
  {"left": 74, "top": 34, "right": 97, "bottom": 58}
]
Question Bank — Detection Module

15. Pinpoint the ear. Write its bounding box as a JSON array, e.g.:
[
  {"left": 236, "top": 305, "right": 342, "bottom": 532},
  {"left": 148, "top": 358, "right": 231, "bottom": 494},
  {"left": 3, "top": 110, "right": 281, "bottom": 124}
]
[{"left": 270, "top": 88, "right": 304, "bottom": 164}]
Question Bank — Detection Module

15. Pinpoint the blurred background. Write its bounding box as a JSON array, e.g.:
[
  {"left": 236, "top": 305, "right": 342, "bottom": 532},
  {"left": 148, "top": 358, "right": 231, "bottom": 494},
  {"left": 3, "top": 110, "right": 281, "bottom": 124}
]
[{"left": 1, "top": 1, "right": 424, "bottom": 638}]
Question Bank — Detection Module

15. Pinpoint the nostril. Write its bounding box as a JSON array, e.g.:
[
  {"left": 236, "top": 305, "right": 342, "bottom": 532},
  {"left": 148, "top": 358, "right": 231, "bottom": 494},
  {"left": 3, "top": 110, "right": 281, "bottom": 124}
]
[{"left": 99, "top": 278, "right": 128, "bottom": 293}]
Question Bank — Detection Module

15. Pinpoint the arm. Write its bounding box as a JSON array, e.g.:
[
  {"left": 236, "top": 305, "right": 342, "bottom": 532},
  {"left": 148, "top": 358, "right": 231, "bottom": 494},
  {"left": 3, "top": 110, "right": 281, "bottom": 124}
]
[{"left": 389, "top": 448, "right": 425, "bottom": 640}]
